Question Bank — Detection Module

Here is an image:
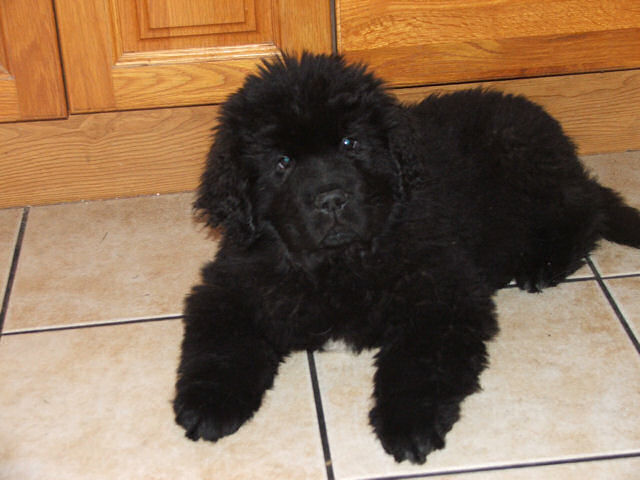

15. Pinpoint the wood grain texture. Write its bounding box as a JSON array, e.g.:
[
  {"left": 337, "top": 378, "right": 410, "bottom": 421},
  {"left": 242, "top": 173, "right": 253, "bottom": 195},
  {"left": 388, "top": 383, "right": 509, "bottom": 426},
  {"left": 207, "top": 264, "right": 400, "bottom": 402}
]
[
  {"left": 278, "top": 0, "right": 333, "bottom": 54},
  {"left": 138, "top": 0, "right": 254, "bottom": 37},
  {"left": 0, "top": 80, "right": 21, "bottom": 121},
  {"left": 1, "top": 69, "right": 638, "bottom": 208},
  {"left": 117, "top": 0, "right": 271, "bottom": 51},
  {"left": 0, "top": 0, "right": 66, "bottom": 121},
  {"left": 145, "top": 0, "right": 246, "bottom": 28},
  {"left": 338, "top": 0, "right": 640, "bottom": 86},
  {"left": 0, "top": 105, "right": 217, "bottom": 207},
  {"left": 340, "top": 0, "right": 640, "bottom": 49},
  {"left": 343, "top": 29, "right": 640, "bottom": 87},
  {"left": 111, "top": 55, "right": 270, "bottom": 109},
  {"left": 54, "top": 0, "right": 117, "bottom": 112},
  {"left": 0, "top": 25, "right": 8, "bottom": 70}
]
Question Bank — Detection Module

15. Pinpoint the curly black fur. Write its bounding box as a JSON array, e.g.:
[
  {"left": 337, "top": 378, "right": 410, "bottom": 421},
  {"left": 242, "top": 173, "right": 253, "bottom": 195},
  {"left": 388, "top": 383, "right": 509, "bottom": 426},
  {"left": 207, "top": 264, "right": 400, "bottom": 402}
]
[{"left": 174, "top": 53, "right": 640, "bottom": 463}]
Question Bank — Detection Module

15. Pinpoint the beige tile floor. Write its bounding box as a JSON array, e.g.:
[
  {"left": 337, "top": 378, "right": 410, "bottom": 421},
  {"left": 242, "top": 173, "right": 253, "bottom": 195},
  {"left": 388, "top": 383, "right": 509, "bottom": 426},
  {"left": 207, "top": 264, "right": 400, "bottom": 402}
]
[{"left": 0, "top": 151, "right": 639, "bottom": 480}]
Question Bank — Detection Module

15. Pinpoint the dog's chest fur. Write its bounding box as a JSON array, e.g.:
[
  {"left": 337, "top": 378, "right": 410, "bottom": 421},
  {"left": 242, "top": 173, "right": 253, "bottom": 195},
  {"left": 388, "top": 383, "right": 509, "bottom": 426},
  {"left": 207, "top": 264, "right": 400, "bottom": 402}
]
[{"left": 255, "top": 251, "right": 397, "bottom": 350}]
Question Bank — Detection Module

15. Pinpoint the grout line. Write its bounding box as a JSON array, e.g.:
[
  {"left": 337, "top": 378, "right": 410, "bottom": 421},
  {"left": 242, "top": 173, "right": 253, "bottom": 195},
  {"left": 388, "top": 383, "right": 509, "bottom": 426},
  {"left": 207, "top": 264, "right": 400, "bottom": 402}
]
[
  {"left": 0, "top": 207, "right": 29, "bottom": 337},
  {"left": 307, "top": 350, "right": 335, "bottom": 480},
  {"left": 500, "top": 273, "right": 596, "bottom": 290},
  {"left": 1, "top": 315, "right": 183, "bottom": 337},
  {"left": 598, "top": 272, "right": 640, "bottom": 281},
  {"left": 499, "top": 260, "right": 640, "bottom": 293},
  {"left": 358, "top": 451, "right": 640, "bottom": 480},
  {"left": 560, "top": 276, "right": 596, "bottom": 284},
  {"left": 330, "top": 0, "right": 338, "bottom": 55},
  {"left": 587, "top": 257, "right": 640, "bottom": 355},
  {"left": 49, "top": 0, "right": 71, "bottom": 110}
]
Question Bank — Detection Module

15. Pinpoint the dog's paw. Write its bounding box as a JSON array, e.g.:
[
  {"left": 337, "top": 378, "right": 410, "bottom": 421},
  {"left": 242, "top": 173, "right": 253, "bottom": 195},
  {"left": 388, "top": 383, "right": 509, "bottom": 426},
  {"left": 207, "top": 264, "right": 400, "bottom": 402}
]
[
  {"left": 516, "top": 257, "right": 584, "bottom": 293},
  {"left": 515, "top": 268, "right": 556, "bottom": 293},
  {"left": 173, "top": 383, "right": 260, "bottom": 442},
  {"left": 369, "top": 400, "right": 459, "bottom": 464}
]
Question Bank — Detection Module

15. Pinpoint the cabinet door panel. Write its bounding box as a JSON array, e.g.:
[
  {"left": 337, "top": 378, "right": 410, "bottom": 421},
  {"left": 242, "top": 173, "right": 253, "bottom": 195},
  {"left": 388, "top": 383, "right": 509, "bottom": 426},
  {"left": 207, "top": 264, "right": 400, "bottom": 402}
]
[
  {"left": 338, "top": 0, "right": 640, "bottom": 87},
  {"left": 144, "top": 0, "right": 246, "bottom": 28},
  {"left": 0, "top": 0, "right": 66, "bottom": 122},
  {"left": 118, "top": 0, "right": 269, "bottom": 50},
  {"left": 55, "top": 0, "right": 332, "bottom": 112}
]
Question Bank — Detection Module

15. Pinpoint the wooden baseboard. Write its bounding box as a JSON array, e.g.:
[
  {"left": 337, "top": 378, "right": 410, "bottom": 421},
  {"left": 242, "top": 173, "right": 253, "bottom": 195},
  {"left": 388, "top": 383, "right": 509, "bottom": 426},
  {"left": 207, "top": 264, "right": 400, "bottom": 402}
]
[
  {"left": 1, "top": 69, "right": 639, "bottom": 208},
  {"left": 0, "top": 105, "right": 217, "bottom": 208}
]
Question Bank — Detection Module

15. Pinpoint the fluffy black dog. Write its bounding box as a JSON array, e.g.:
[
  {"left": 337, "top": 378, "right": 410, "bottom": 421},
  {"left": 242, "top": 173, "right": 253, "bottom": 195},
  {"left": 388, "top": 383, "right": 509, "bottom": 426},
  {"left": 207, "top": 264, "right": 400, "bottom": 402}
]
[{"left": 174, "top": 53, "right": 640, "bottom": 463}]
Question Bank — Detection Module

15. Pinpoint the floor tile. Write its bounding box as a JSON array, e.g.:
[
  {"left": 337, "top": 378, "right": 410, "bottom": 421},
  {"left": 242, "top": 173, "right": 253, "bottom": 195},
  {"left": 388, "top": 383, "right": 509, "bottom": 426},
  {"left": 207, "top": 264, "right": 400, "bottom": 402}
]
[
  {"left": 582, "top": 151, "right": 640, "bottom": 276},
  {"left": 315, "top": 281, "right": 640, "bottom": 479},
  {"left": 0, "top": 322, "right": 326, "bottom": 480},
  {"left": 581, "top": 150, "right": 640, "bottom": 206},
  {"left": 426, "top": 456, "right": 640, "bottom": 479},
  {"left": 605, "top": 276, "right": 640, "bottom": 340},
  {"left": 591, "top": 242, "right": 640, "bottom": 278},
  {"left": 4, "top": 194, "right": 218, "bottom": 332},
  {"left": 0, "top": 208, "right": 22, "bottom": 301},
  {"left": 566, "top": 262, "right": 593, "bottom": 280}
]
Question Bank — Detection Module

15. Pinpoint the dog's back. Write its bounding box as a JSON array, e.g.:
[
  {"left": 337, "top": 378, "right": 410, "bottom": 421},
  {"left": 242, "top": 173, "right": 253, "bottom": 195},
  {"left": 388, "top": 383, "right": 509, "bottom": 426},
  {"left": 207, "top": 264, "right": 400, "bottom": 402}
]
[{"left": 407, "top": 89, "right": 640, "bottom": 291}]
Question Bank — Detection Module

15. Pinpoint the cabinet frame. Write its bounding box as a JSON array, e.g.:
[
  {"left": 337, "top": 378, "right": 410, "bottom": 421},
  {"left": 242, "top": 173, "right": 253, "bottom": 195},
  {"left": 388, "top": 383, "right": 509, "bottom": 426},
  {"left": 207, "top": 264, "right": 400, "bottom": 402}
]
[{"left": 0, "top": 0, "right": 66, "bottom": 122}]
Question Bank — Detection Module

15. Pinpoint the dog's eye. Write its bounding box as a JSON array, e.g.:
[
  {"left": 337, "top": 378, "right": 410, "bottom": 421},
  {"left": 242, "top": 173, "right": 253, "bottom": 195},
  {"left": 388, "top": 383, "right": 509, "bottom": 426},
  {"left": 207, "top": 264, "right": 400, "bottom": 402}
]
[
  {"left": 276, "top": 155, "right": 293, "bottom": 171},
  {"left": 341, "top": 137, "right": 359, "bottom": 151}
]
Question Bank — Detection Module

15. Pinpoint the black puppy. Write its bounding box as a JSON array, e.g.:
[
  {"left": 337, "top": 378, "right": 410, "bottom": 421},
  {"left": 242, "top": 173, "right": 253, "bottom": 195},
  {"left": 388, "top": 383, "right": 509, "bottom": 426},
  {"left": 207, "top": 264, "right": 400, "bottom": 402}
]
[{"left": 174, "top": 53, "right": 640, "bottom": 463}]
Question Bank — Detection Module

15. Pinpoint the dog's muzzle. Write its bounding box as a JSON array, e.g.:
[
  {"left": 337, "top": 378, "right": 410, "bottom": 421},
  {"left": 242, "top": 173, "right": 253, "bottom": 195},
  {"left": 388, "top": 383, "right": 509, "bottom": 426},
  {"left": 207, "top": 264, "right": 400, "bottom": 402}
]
[{"left": 313, "top": 188, "right": 359, "bottom": 247}]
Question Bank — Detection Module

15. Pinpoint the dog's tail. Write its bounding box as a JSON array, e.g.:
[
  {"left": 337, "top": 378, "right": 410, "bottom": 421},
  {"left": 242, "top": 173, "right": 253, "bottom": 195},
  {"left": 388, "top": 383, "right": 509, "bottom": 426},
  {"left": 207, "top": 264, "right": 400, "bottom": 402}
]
[{"left": 599, "top": 186, "right": 640, "bottom": 248}]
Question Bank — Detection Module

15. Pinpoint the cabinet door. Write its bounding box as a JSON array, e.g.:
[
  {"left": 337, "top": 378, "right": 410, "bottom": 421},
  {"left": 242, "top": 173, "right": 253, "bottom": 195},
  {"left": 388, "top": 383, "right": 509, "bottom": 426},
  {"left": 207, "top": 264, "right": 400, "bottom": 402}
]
[
  {"left": 0, "top": 0, "right": 66, "bottom": 122},
  {"left": 338, "top": 0, "right": 640, "bottom": 87},
  {"left": 55, "top": 0, "right": 332, "bottom": 113}
]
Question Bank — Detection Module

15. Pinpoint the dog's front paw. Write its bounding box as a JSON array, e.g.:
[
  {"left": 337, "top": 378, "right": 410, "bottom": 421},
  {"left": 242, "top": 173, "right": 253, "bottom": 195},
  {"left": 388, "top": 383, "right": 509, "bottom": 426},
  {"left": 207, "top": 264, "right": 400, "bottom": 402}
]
[
  {"left": 369, "top": 400, "right": 459, "bottom": 464},
  {"left": 173, "top": 382, "right": 260, "bottom": 442}
]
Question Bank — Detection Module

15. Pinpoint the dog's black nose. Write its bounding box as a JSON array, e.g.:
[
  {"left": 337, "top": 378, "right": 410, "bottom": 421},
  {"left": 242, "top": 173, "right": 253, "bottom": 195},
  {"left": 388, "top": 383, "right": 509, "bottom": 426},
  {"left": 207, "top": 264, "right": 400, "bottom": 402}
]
[{"left": 315, "top": 189, "right": 349, "bottom": 213}]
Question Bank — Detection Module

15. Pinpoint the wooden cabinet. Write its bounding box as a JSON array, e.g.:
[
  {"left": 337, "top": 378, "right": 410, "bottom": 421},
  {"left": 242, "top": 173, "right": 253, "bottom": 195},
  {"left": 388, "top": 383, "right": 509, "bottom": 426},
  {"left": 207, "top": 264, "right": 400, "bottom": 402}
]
[
  {"left": 0, "top": 0, "right": 331, "bottom": 119},
  {"left": 338, "top": 0, "right": 640, "bottom": 87},
  {"left": 55, "top": 0, "right": 331, "bottom": 112},
  {"left": 0, "top": 0, "right": 66, "bottom": 122}
]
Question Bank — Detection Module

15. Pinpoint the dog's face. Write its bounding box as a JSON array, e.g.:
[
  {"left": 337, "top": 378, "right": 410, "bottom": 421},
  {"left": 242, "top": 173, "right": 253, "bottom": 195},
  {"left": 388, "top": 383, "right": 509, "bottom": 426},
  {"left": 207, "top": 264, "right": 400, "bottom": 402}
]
[
  {"left": 252, "top": 124, "right": 400, "bottom": 257},
  {"left": 197, "top": 54, "right": 403, "bottom": 264}
]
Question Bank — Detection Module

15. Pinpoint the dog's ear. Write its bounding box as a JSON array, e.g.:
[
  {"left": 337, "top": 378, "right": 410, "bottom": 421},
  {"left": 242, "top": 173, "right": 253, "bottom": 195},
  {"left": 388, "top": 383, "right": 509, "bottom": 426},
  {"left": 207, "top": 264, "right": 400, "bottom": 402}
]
[
  {"left": 384, "top": 106, "right": 416, "bottom": 198},
  {"left": 194, "top": 123, "right": 256, "bottom": 244},
  {"left": 387, "top": 106, "right": 426, "bottom": 195}
]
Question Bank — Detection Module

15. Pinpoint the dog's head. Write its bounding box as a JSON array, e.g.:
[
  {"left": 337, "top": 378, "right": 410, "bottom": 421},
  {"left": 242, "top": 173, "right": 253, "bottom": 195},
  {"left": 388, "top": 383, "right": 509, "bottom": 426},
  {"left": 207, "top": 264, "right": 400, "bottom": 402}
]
[{"left": 196, "top": 53, "right": 405, "bottom": 265}]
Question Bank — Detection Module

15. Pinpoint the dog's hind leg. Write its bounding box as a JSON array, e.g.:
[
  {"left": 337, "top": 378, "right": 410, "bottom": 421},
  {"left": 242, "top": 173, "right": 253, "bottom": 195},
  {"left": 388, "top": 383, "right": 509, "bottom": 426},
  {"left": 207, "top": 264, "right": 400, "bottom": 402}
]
[
  {"left": 514, "top": 239, "right": 589, "bottom": 293},
  {"left": 515, "top": 184, "right": 640, "bottom": 293},
  {"left": 514, "top": 211, "right": 601, "bottom": 293}
]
